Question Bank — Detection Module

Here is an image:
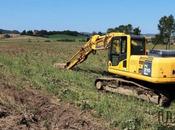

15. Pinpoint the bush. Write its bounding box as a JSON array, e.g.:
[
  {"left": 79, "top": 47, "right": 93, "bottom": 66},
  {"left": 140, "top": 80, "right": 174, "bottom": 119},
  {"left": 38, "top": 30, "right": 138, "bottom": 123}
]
[
  {"left": 56, "top": 39, "right": 75, "bottom": 42},
  {"left": 4, "top": 34, "right": 11, "bottom": 38},
  {"left": 44, "top": 40, "right": 51, "bottom": 42},
  {"left": 120, "top": 118, "right": 141, "bottom": 130}
]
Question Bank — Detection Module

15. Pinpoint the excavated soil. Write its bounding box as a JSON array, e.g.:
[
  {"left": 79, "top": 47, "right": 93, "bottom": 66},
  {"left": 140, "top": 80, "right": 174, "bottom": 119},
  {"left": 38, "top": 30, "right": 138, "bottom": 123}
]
[{"left": 0, "top": 80, "right": 108, "bottom": 130}]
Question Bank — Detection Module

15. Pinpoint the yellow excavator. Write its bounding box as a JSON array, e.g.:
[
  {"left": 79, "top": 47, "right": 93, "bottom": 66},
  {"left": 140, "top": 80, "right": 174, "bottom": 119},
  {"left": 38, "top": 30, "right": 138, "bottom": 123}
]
[{"left": 55, "top": 32, "right": 175, "bottom": 106}]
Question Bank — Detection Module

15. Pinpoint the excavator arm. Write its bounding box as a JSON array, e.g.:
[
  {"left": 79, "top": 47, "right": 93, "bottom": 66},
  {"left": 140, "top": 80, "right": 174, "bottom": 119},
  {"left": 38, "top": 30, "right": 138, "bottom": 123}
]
[{"left": 63, "top": 33, "right": 115, "bottom": 69}]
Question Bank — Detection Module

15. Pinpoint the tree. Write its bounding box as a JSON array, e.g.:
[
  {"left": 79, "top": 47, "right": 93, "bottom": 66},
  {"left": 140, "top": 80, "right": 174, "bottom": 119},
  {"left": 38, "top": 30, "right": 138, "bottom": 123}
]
[
  {"left": 122, "top": 24, "right": 133, "bottom": 34},
  {"left": 26, "top": 30, "right": 33, "bottom": 36},
  {"left": 33, "top": 30, "right": 48, "bottom": 37},
  {"left": 92, "top": 31, "right": 97, "bottom": 35},
  {"left": 21, "top": 30, "right": 26, "bottom": 35},
  {"left": 107, "top": 28, "right": 115, "bottom": 33},
  {"left": 133, "top": 27, "right": 141, "bottom": 35},
  {"left": 97, "top": 32, "right": 103, "bottom": 35},
  {"left": 107, "top": 24, "right": 141, "bottom": 35},
  {"left": 157, "top": 14, "right": 175, "bottom": 48}
]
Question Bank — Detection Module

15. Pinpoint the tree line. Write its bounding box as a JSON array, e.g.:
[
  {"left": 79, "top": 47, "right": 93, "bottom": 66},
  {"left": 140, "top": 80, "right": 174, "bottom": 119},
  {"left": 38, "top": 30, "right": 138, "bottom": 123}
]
[
  {"left": 21, "top": 30, "right": 84, "bottom": 37},
  {"left": 0, "top": 29, "right": 20, "bottom": 34},
  {"left": 107, "top": 24, "right": 141, "bottom": 35}
]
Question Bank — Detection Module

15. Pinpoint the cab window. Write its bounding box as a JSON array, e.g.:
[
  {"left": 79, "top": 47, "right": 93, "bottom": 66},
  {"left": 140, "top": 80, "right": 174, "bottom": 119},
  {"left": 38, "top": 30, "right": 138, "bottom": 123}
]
[
  {"left": 109, "top": 36, "right": 127, "bottom": 66},
  {"left": 131, "top": 38, "right": 145, "bottom": 55}
]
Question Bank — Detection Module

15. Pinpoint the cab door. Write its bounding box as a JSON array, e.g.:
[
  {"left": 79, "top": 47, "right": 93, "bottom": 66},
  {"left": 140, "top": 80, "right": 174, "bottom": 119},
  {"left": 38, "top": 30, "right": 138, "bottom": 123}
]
[{"left": 109, "top": 36, "right": 127, "bottom": 69}]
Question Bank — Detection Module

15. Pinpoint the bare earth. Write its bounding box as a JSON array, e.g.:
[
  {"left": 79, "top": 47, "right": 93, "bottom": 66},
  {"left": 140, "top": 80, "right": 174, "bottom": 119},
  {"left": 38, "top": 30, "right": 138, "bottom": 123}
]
[{"left": 0, "top": 78, "right": 108, "bottom": 130}]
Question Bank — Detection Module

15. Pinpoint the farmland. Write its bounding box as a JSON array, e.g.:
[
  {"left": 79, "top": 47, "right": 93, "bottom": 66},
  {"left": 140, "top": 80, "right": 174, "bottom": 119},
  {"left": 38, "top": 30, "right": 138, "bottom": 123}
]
[
  {"left": 47, "top": 34, "right": 86, "bottom": 42},
  {"left": 0, "top": 35, "right": 175, "bottom": 130}
]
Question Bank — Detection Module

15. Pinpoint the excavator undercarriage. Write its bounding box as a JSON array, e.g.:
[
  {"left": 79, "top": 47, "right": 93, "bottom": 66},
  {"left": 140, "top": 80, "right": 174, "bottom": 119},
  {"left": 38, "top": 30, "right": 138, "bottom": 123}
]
[{"left": 95, "top": 77, "right": 169, "bottom": 106}]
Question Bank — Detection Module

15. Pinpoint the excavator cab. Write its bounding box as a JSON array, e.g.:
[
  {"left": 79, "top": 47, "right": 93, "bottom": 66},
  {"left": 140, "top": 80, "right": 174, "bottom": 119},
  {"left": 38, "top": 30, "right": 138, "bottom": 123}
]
[{"left": 108, "top": 35, "right": 146, "bottom": 71}]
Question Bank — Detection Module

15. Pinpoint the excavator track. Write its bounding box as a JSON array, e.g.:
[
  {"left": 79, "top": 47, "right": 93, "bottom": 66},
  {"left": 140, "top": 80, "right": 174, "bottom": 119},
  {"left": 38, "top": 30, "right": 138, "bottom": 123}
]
[{"left": 95, "top": 77, "right": 169, "bottom": 106}]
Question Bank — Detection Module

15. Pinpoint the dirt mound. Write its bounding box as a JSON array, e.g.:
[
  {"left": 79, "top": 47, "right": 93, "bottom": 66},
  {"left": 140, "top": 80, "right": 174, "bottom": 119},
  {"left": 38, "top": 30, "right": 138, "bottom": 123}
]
[{"left": 0, "top": 82, "right": 108, "bottom": 130}]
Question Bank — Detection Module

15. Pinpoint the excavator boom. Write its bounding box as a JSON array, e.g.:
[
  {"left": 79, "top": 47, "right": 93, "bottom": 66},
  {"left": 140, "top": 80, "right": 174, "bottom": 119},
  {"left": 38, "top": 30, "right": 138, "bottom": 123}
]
[{"left": 55, "top": 33, "right": 114, "bottom": 69}]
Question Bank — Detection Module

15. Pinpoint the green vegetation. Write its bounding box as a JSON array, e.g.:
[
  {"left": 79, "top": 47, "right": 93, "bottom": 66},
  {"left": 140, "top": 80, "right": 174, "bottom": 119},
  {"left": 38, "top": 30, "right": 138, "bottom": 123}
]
[
  {"left": 1, "top": 37, "right": 175, "bottom": 130},
  {"left": 47, "top": 34, "right": 86, "bottom": 42},
  {"left": 20, "top": 30, "right": 88, "bottom": 42},
  {"left": 107, "top": 24, "right": 141, "bottom": 35},
  {"left": 147, "top": 43, "right": 175, "bottom": 50},
  {"left": 156, "top": 14, "right": 175, "bottom": 49}
]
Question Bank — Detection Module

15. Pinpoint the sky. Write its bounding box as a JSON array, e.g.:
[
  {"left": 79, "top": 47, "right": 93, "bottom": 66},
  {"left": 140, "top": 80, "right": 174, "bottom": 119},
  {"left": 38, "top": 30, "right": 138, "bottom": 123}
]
[{"left": 0, "top": 0, "right": 175, "bottom": 34}]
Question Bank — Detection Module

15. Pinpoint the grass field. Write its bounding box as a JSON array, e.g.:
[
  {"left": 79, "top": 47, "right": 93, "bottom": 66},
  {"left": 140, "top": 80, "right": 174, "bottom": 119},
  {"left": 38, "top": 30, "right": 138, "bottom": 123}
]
[
  {"left": 47, "top": 34, "right": 86, "bottom": 42},
  {"left": 0, "top": 36, "right": 175, "bottom": 130}
]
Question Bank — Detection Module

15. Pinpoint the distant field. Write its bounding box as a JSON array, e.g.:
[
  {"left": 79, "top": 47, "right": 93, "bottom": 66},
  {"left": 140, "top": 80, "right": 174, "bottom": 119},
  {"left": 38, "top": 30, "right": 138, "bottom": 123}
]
[
  {"left": 147, "top": 43, "right": 175, "bottom": 50},
  {"left": 47, "top": 34, "right": 87, "bottom": 42},
  {"left": 0, "top": 36, "right": 175, "bottom": 130}
]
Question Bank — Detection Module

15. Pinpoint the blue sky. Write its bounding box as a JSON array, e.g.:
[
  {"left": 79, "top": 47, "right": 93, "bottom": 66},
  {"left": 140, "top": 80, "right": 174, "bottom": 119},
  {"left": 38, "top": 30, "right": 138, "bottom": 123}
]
[{"left": 0, "top": 0, "right": 175, "bottom": 33}]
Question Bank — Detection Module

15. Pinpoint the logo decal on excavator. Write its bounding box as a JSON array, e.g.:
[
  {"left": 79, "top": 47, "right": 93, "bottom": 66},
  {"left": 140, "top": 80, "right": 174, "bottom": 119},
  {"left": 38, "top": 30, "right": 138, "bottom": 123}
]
[{"left": 143, "top": 61, "right": 152, "bottom": 76}]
